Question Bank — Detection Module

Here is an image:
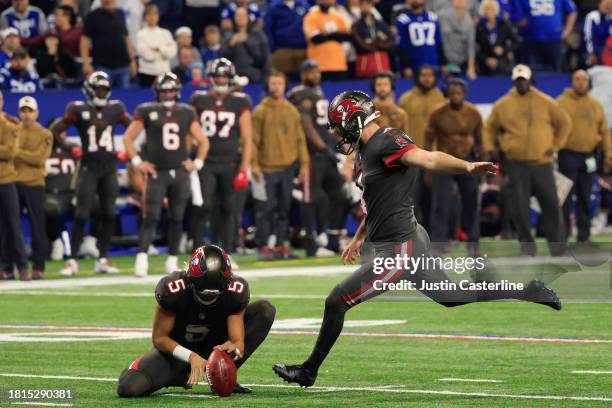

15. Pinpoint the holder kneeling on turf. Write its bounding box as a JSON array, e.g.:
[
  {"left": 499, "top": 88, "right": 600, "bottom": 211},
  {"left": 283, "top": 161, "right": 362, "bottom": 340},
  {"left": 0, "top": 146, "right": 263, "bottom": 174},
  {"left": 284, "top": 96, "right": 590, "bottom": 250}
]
[{"left": 117, "top": 244, "right": 276, "bottom": 397}]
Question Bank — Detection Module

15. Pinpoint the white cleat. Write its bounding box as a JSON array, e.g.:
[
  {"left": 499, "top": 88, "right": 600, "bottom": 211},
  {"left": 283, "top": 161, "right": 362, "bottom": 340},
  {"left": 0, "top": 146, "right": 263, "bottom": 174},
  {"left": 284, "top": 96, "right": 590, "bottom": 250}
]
[
  {"left": 315, "top": 247, "right": 336, "bottom": 257},
  {"left": 165, "top": 255, "right": 178, "bottom": 274},
  {"left": 59, "top": 259, "right": 78, "bottom": 276},
  {"left": 134, "top": 252, "right": 148, "bottom": 277},
  {"left": 80, "top": 236, "right": 100, "bottom": 258},
  {"left": 95, "top": 258, "right": 119, "bottom": 274},
  {"left": 50, "top": 238, "right": 64, "bottom": 261},
  {"left": 147, "top": 245, "right": 159, "bottom": 255}
]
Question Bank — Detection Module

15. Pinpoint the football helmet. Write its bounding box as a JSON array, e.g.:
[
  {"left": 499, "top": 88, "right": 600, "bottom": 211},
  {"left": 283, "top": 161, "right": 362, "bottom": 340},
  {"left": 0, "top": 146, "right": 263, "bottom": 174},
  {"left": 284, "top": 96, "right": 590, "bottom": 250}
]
[
  {"left": 83, "top": 71, "right": 111, "bottom": 107},
  {"left": 154, "top": 72, "right": 181, "bottom": 108},
  {"left": 327, "top": 90, "right": 380, "bottom": 155},
  {"left": 187, "top": 244, "right": 232, "bottom": 305},
  {"left": 208, "top": 58, "right": 236, "bottom": 94}
]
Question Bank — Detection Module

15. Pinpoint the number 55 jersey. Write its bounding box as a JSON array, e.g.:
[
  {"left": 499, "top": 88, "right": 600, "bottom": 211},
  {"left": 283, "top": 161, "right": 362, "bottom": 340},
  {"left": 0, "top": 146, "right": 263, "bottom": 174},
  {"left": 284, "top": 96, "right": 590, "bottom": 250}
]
[
  {"left": 134, "top": 102, "right": 198, "bottom": 170},
  {"left": 155, "top": 270, "right": 250, "bottom": 348}
]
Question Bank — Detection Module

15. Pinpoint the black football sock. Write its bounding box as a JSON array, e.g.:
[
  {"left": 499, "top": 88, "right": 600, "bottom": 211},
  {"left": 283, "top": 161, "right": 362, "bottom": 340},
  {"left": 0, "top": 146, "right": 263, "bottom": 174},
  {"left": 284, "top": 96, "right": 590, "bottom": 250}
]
[
  {"left": 98, "top": 215, "right": 114, "bottom": 258},
  {"left": 303, "top": 286, "right": 350, "bottom": 372},
  {"left": 70, "top": 218, "right": 86, "bottom": 257},
  {"left": 236, "top": 300, "right": 276, "bottom": 369}
]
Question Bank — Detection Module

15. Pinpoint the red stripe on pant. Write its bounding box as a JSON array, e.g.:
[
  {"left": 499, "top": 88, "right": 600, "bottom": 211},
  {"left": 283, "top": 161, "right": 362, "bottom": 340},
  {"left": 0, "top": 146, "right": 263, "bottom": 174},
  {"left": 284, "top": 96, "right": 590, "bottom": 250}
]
[
  {"left": 129, "top": 355, "right": 143, "bottom": 371},
  {"left": 142, "top": 173, "right": 149, "bottom": 219},
  {"left": 302, "top": 162, "right": 313, "bottom": 204}
]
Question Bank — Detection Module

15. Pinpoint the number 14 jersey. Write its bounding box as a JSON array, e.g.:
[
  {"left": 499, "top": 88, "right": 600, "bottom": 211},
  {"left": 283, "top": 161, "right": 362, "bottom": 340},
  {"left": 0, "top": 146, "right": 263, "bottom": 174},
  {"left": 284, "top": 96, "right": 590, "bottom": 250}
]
[{"left": 64, "top": 100, "right": 129, "bottom": 172}]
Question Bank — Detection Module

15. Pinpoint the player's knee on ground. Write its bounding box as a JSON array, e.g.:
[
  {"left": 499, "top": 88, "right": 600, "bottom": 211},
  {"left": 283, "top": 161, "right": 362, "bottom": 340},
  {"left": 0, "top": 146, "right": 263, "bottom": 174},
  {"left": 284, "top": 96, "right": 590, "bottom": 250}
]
[
  {"left": 326, "top": 285, "right": 351, "bottom": 313},
  {"left": 117, "top": 368, "right": 153, "bottom": 398}
]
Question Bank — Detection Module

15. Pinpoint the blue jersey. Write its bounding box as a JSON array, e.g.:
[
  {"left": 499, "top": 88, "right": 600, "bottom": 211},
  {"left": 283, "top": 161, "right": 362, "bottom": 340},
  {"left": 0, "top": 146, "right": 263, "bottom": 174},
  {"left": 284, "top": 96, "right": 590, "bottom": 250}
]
[
  {"left": 221, "top": 3, "right": 261, "bottom": 23},
  {"left": 396, "top": 11, "right": 443, "bottom": 72},
  {"left": 0, "top": 68, "right": 40, "bottom": 93},
  {"left": 1, "top": 6, "right": 47, "bottom": 39},
  {"left": 584, "top": 10, "right": 612, "bottom": 55},
  {"left": 518, "top": 0, "right": 576, "bottom": 42}
]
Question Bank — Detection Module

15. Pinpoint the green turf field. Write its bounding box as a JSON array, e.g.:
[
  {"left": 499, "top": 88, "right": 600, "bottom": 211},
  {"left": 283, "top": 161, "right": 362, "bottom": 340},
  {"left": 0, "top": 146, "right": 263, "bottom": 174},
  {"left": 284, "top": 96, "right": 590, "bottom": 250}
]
[{"left": 0, "top": 247, "right": 611, "bottom": 407}]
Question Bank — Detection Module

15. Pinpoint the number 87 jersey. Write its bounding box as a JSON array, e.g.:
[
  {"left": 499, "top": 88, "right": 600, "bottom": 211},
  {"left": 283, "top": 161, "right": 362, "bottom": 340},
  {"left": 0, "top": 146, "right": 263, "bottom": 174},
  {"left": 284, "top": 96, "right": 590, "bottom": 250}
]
[{"left": 189, "top": 90, "right": 251, "bottom": 163}]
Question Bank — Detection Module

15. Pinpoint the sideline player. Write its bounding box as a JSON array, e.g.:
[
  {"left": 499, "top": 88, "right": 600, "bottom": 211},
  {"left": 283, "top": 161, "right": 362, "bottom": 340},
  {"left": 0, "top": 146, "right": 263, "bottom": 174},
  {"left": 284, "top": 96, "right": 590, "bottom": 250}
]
[
  {"left": 189, "top": 58, "right": 252, "bottom": 252},
  {"left": 273, "top": 90, "right": 562, "bottom": 386},
  {"left": 117, "top": 244, "right": 276, "bottom": 397},
  {"left": 123, "top": 72, "right": 209, "bottom": 276},
  {"left": 52, "top": 72, "right": 131, "bottom": 276}
]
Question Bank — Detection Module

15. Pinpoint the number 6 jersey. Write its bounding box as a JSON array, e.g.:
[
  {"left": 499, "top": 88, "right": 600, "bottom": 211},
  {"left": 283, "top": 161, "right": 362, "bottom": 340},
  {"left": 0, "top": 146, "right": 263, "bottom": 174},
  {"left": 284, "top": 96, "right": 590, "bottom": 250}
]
[
  {"left": 189, "top": 90, "right": 251, "bottom": 164},
  {"left": 63, "top": 100, "right": 129, "bottom": 172},
  {"left": 155, "top": 270, "right": 250, "bottom": 347},
  {"left": 134, "top": 102, "right": 198, "bottom": 171}
]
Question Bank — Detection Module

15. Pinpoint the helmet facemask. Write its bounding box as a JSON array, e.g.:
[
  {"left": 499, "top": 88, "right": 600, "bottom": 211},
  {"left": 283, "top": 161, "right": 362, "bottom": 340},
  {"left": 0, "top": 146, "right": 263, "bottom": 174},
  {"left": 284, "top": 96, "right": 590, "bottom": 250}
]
[{"left": 83, "top": 73, "right": 111, "bottom": 108}]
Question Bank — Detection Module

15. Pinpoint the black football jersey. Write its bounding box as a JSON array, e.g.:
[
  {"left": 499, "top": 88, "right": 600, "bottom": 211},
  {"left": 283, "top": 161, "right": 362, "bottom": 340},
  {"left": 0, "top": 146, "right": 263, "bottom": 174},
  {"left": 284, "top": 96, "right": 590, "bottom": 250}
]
[
  {"left": 354, "top": 127, "right": 419, "bottom": 242},
  {"left": 64, "top": 100, "right": 128, "bottom": 169},
  {"left": 155, "top": 271, "right": 250, "bottom": 350},
  {"left": 134, "top": 102, "right": 197, "bottom": 170},
  {"left": 190, "top": 91, "right": 251, "bottom": 163},
  {"left": 288, "top": 85, "right": 331, "bottom": 152},
  {"left": 45, "top": 146, "right": 76, "bottom": 194}
]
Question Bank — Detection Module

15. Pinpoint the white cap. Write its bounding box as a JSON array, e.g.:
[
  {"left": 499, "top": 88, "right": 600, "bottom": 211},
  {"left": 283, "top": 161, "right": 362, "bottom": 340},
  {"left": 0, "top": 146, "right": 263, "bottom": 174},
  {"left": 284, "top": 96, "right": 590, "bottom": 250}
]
[
  {"left": 512, "top": 64, "right": 532, "bottom": 81},
  {"left": 174, "top": 26, "right": 192, "bottom": 38},
  {"left": 2, "top": 27, "right": 19, "bottom": 40},
  {"left": 18, "top": 96, "right": 38, "bottom": 111}
]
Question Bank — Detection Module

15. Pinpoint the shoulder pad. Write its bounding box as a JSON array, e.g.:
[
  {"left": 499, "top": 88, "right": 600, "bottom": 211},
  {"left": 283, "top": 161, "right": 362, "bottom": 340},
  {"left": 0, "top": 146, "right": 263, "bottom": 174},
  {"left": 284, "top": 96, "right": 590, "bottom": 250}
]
[{"left": 155, "top": 271, "right": 191, "bottom": 305}]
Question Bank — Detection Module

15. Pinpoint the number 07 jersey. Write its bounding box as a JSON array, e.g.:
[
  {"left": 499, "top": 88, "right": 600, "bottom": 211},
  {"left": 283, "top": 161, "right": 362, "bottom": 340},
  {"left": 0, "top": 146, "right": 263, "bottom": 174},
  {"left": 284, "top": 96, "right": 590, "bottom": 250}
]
[
  {"left": 190, "top": 90, "right": 251, "bottom": 163},
  {"left": 63, "top": 100, "right": 128, "bottom": 171},
  {"left": 155, "top": 271, "right": 250, "bottom": 346},
  {"left": 134, "top": 102, "right": 197, "bottom": 170}
]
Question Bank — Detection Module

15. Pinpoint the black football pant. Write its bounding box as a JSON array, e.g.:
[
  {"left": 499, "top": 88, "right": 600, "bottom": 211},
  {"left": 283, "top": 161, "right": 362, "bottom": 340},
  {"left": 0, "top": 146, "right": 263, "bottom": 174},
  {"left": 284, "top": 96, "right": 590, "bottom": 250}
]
[
  {"left": 116, "top": 300, "right": 276, "bottom": 397},
  {"left": 0, "top": 183, "right": 27, "bottom": 273},
  {"left": 255, "top": 167, "right": 294, "bottom": 247},
  {"left": 302, "top": 223, "right": 553, "bottom": 372},
  {"left": 502, "top": 159, "right": 566, "bottom": 255},
  {"left": 71, "top": 168, "right": 117, "bottom": 258},
  {"left": 45, "top": 192, "right": 73, "bottom": 243},
  {"left": 430, "top": 170, "right": 480, "bottom": 250},
  {"left": 17, "top": 185, "right": 47, "bottom": 272},
  {"left": 301, "top": 154, "right": 345, "bottom": 254},
  {"left": 139, "top": 168, "right": 190, "bottom": 256},
  {"left": 558, "top": 150, "right": 595, "bottom": 242},
  {"left": 191, "top": 163, "right": 236, "bottom": 251}
]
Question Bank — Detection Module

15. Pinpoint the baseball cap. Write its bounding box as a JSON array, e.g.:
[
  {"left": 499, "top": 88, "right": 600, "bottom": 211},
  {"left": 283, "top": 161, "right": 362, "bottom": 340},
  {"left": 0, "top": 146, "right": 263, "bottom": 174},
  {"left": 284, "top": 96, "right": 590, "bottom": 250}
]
[
  {"left": 300, "top": 59, "right": 319, "bottom": 72},
  {"left": 512, "top": 64, "right": 532, "bottom": 81},
  {"left": 175, "top": 26, "right": 192, "bottom": 38},
  {"left": 18, "top": 96, "right": 38, "bottom": 111},
  {"left": 1, "top": 27, "right": 19, "bottom": 40}
]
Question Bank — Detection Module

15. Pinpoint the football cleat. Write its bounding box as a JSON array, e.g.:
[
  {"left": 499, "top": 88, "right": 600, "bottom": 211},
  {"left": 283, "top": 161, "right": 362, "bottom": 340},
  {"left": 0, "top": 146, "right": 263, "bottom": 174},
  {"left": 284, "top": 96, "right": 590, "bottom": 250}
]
[
  {"left": 258, "top": 247, "right": 275, "bottom": 261},
  {"left": 315, "top": 247, "right": 335, "bottom": 258},
  {"left": 59, "top": 259, "right": 78, "bottom": 277},
  {"left": 95, "top": 258, "right": 119, "bottom": 274},
  {"left": 525, "top": 280, "right": 562, "bottom": 310},
  {"left": 233, "top": 383, "right": 252, "bottom": 394},
  {"left": 274, "top": 245, "right": 298, "bottom": 260},
  {"left": 18, "top": 269, "right": 30, "bottom": 281},
  {"left": 147, "top": 245, "right": 160, "bottom": 255},
  {"left": 80, "top": 236, "right": 100, "bottom": 259},
  {"left": 50, "top": 238, "right": 64, "bottom": 261},
  {"left": 165, "top": 255, "right": 178, "bottom": 274},
  {"left": 134, "top": 252, "right": 148, "bottom": 278},
  {"left": 31, "top": 270, "right": 43, "bottom": 280},
  {"left": 272, "top": 364, "right": 317, "bottom": 388}
]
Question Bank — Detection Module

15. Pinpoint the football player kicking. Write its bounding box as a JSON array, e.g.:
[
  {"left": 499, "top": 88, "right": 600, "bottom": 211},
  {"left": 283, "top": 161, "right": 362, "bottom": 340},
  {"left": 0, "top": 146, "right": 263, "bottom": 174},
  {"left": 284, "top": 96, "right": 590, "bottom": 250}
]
[
  {"left": 123, "top": 72, "right": 209, "bottom": 277},
  {"left": 52, "top": 72, "right": 132, "bottom": 276},
  {"left": 117, "top": 244, "right": 276, "bottom": 397},
  {"left": 273, "top": 91, "right": 562, "bottom": 387}
]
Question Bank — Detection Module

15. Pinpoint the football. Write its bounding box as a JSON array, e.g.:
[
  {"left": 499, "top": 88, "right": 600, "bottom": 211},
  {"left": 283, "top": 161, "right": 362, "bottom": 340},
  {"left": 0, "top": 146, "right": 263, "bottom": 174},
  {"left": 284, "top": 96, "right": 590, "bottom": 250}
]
[{"left": 206, "top": 349, "right": 237, "bottom": 397}]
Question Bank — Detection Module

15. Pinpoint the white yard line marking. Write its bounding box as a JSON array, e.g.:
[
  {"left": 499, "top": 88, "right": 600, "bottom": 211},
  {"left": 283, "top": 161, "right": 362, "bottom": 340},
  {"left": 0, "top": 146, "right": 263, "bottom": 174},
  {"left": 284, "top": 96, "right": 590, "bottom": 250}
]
[
  {"left": 11, "top": 403, "right": 72, "bottom": 407},
  {"left": 571, "top": 370, "right": 612, "bottom": 375},
  {"left": 1, "top": 324, "right": 611, "bottom": 345},
  {"left": 438, "top": 378, "right": 504, "bottom": 383},
  {"left": 2, "top": 373, "right": 611, "bottom": 402},
  {"left": 0, "top": 265, "right": 354, "bottom": 291}
]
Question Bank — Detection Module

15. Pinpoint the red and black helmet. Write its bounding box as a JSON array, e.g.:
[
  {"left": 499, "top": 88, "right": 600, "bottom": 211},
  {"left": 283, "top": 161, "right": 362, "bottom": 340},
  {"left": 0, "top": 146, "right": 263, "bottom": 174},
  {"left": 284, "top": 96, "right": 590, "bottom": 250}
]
[
  {"left": 187, "top": 244, "right": 232, "bottom": 305},
  {"left": 154, "top": 71, "right": 181, "bottom": 106},
  {"left": 328, "top": 90, "right": 379, "bottom": 155}
]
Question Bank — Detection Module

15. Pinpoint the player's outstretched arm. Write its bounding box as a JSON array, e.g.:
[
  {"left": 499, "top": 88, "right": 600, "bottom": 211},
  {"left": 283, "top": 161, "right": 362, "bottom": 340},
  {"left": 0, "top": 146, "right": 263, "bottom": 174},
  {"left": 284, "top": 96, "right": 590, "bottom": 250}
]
[
  {"left": 400, "top": 147, "right": 496, "bottom": 176},
  {"left": 215, "top": 309, "right": 246, "bottom": 361},
  {"left": 152, "top": 304, "right": 207, "bottom": 385}
]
